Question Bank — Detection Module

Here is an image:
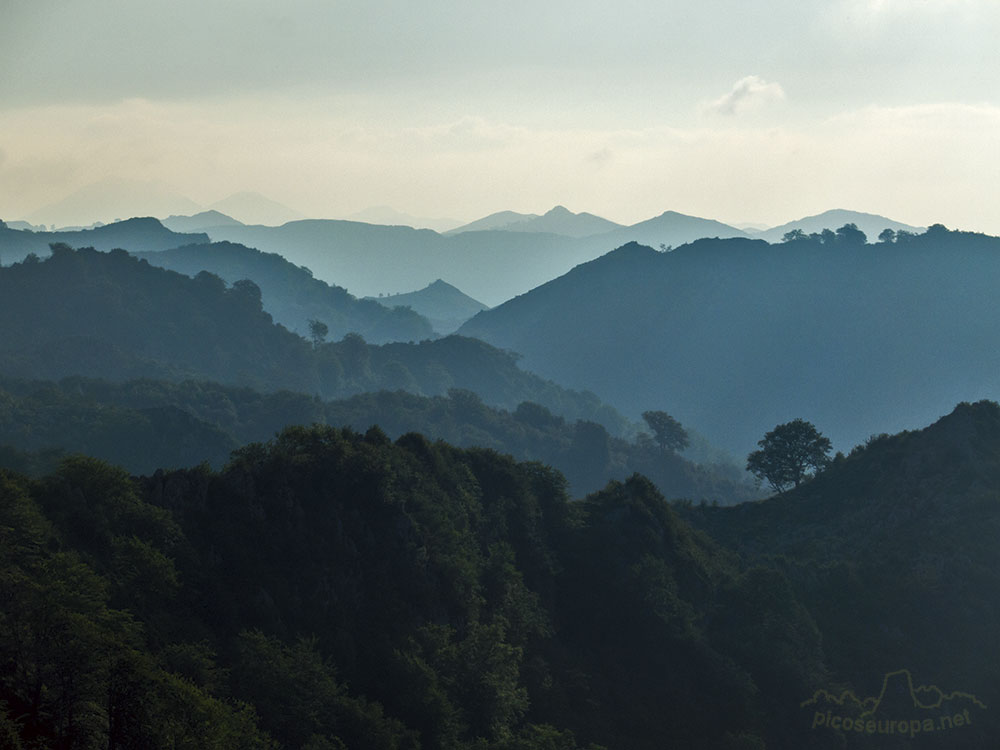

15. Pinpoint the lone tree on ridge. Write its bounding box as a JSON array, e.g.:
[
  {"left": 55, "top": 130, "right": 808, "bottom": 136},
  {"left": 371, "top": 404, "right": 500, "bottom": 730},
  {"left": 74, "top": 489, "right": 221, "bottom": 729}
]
[{"left": 746, "top": 418, "right": 832, "bottom": 494}]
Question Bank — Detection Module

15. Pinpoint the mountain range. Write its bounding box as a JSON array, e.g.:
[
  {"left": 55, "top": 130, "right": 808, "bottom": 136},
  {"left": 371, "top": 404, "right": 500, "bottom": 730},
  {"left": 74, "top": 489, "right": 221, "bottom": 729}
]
[
  {"left": 448, "top": 205, "right": 625, "bottom": 237},
  {"left": 459, "top": 225, "right": 1000, "bottom": 455},
  {"left": 19, "top": 178, "right": 304, "bottom": 228},
  {"left": 0, "top": 217, "right": 205, "bottom": 265},
  {"left": 3, "top": 205, "right": 919, "bottom": 309},
  {"left": 0, "top": 243, "right": 625, "bottom": 430}
]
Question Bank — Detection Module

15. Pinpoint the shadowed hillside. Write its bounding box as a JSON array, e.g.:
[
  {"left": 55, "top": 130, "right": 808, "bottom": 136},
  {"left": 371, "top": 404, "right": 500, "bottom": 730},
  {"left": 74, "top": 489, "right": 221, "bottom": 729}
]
[
  {"left": 460, "top": 226, "right": 1000, "bottom": 454},
  {"left": 0, "top": 244, "right": 625, "bottom": 430},
  {"left": 139, "top": 241, "right": 435, "bottom": 343}
]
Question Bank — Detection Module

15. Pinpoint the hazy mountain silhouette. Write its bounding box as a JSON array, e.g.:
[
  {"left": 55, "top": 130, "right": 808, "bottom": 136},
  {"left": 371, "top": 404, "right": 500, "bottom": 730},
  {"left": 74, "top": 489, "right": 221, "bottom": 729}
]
[
  {"left": 138, "top": 241, "right": 435, "bottom": 343},
  {"left": 451, "top": 205, "right": 623, "bottom": 238},
  {"left": 756, "top": 208, "right": 923, "bottom": 243},
  {"left": 200, "top": 219, "right": 598, "bottom": 306},
  {"left": 460, "top": 227, "right": 1000, "bottom": 454},
  {"left": 208, "top": 191, "right": 304, "bottom": 226},
  {"left": 201, "top": 209, "right": 749, "bottom": 305},
  {"left": 347, "top": 205, "right": 463, "bottom": 232},
  {"left": 445, "top": 209, "right": 541, "bottom": 234},
  {"left": 161, "top": 210, "right": 244, "bottom": 233},
  {"left": 600, "top": 209, "right": 747, "bottom": 247},
  {"left": 0, "top": 217, "right": 207, "bottom": 265},
  {"left": 24, "top": 178, "right": 201, "bottom": 228},
  {"left": 367, "top": 279, "right": 488, "bottom": 334}
]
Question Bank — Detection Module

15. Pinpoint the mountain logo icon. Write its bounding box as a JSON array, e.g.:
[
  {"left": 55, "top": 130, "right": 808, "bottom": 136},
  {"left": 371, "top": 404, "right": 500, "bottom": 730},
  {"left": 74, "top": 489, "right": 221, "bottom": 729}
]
[{"left": 801, "top": 669, "right": 987, "bottom": 738}]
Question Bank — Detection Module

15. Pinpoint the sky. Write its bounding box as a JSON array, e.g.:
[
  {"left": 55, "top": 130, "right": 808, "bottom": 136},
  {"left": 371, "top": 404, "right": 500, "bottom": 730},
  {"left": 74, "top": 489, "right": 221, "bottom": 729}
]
[{"left": 1, "top": 0, "right": 999, "bottom": 231}]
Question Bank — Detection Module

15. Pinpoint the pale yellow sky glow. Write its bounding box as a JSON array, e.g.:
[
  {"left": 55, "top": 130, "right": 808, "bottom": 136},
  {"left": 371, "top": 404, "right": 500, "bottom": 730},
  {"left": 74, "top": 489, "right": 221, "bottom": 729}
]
[{"left": 2, "top": 0, "right": 998, "bottom": 232}]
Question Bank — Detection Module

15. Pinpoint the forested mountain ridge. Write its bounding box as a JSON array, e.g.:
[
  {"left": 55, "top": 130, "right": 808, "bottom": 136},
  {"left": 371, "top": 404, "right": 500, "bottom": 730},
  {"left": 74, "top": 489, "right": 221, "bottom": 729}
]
[
  {"left": 137, "top": 241, "right": 435, "bottom": 343},
  {"left": 679, "top": 400, "right": 1000, "bottom": 748},
  {"left": 0, "top": 216, "right": 205, "bottom": 265},
  {"left": 460, "top": 226, "right": 1000, "bottom": 454},
  {"left": 0, "top": 427, "right": 798, "bottom": 749},
  {"left": 4, "top": 402, "right": 997, "bottom": 748},
  {"left": 0, "top": 375, "right": 755, "bottom": 502},
  {"left": 0, "top": 244, "right": 625, "bottom": 430},
  {"left": 753, "top": 208, "right": 923, "bottom": 243}
]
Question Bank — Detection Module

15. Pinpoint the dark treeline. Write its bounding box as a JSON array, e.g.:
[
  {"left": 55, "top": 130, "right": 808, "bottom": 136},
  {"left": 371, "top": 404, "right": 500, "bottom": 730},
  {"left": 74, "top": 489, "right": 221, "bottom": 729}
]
[
  {"left": 0, "top": 376, "right": 754, "bottom": 503},
  {"left": 3, "top": 402, "right": 998, "bottom": 748},
  {"left": 0, "top": 245, "right": 623, "bottom": 432}
]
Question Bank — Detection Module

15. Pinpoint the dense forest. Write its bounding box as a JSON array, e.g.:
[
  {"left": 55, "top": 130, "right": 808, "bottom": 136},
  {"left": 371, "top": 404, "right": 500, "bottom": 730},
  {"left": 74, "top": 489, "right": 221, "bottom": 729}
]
[
  {"left": 0, "top": 375, "right": 754, "bottom": 503},
  {"left": 2, "top": 402, "right": 997, "bottom": 748}
]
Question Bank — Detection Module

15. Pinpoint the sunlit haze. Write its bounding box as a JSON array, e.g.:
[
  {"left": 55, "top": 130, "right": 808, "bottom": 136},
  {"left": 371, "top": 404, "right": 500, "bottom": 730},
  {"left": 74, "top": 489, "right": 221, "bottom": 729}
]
[{"left": 2, "top": 0, "right": 998, "bottom": 231}]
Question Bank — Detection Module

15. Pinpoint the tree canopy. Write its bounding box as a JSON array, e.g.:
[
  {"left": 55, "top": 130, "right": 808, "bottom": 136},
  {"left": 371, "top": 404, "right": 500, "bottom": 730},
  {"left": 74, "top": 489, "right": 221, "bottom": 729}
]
[
  {"left": 746, "top": 418, "right": 832, "bottom": 493},
  {"left": 641, "top": 410, "right": 689, "bottom": 454}
]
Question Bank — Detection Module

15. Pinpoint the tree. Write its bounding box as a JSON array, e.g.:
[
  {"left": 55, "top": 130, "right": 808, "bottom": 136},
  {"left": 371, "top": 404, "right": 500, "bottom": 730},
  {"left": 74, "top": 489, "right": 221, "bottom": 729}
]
[
  {"left": 835, "top": 223, "right": 866, "bottom": 246},
  {"left": 746, "top": 419, "right": 831, "bottom": 494},
  {"left": 641, "top": 411, "right": 689, "bottom": 454},
  {"left": 877, "top": 228, "right": 896, "bottom": 244},
  {"left": 308, "top": 319, "right": 329, "bottom": 347},
  {"left": 782, "top": 229, "right": 806, "bottom": 243}
]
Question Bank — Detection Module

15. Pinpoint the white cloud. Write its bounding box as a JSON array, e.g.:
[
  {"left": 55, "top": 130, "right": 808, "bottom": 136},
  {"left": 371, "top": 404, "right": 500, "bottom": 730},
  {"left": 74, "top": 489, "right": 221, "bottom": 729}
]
[{"left": 703, "top": 76, "right": 786, "bottom": 116}]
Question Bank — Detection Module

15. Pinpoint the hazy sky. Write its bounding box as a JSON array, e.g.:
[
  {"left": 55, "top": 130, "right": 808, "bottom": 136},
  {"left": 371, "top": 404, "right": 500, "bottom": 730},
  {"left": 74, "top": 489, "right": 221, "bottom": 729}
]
[{"left": 2, "top": 0, "right": 998, "bottom": 230}]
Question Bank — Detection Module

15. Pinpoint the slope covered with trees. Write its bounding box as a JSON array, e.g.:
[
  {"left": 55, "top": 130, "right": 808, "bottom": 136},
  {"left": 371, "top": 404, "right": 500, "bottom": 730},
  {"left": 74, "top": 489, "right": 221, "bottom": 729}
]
[
  {"left": 0, "top": 426, "right": 799, "bottom": 749},
  {"left": 138, "top": 241, "right": 434, "bottom": 344},
  {"left": 460, "top": 226, "right": 1000, "bottom": 454},
  {"left": 5, "top": 400, "right": 998, "bottom": 748},
  {"left": 0, "top": 217, "right": 205, "bottom": 265},
  {"left": 680, "top": 400, "right": 1000, "bottom": 748},
  {"left": 0, "top": 376, "right": 754, "bottom": 502},
  {"left": 0, "top": 245, "right": 623, "bottom": 430}
]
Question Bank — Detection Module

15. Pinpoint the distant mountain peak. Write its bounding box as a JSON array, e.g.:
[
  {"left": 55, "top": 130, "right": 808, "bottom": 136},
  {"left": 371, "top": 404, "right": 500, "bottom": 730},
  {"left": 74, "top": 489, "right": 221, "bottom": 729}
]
[
  {"left": 208, "top": 192, "right": 304, "bottom": 226},
  {"left": 757, "top": 209, "right": 923, "bottom": 243}
]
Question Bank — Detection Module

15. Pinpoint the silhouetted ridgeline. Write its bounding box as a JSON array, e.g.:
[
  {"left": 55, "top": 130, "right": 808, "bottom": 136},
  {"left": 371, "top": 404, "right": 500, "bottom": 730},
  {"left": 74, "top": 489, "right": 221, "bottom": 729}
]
[
  {"left": 460, "top": 226, "right": 1000, "bottom": 454},
  {"left": 0, "top": 216, "right": 205, "bottom": 265},
  {"left": 0, "top": 244, "right": 623, "bottom": 430},
  {"left": 366, "top": 279, "right": 489, "bottom": 335}
]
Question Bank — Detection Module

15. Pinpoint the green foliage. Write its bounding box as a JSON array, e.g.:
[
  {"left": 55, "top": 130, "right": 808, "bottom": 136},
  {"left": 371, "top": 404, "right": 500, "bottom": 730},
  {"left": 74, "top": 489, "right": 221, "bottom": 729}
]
[
  {"left": 641, "top": 410, "right": 689, "bottom": 453},
  {"left": 12, "top": 404, "right": 998, "bottom": 749},
  {"left": 0, "top": 375, "right": 756, "bottom": 504},
  {"left": 307, "top": 318, "right": 329, "bottom": 347},
  {"left": 746, "top": 418, "right": 831, "bottom": 493}
]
